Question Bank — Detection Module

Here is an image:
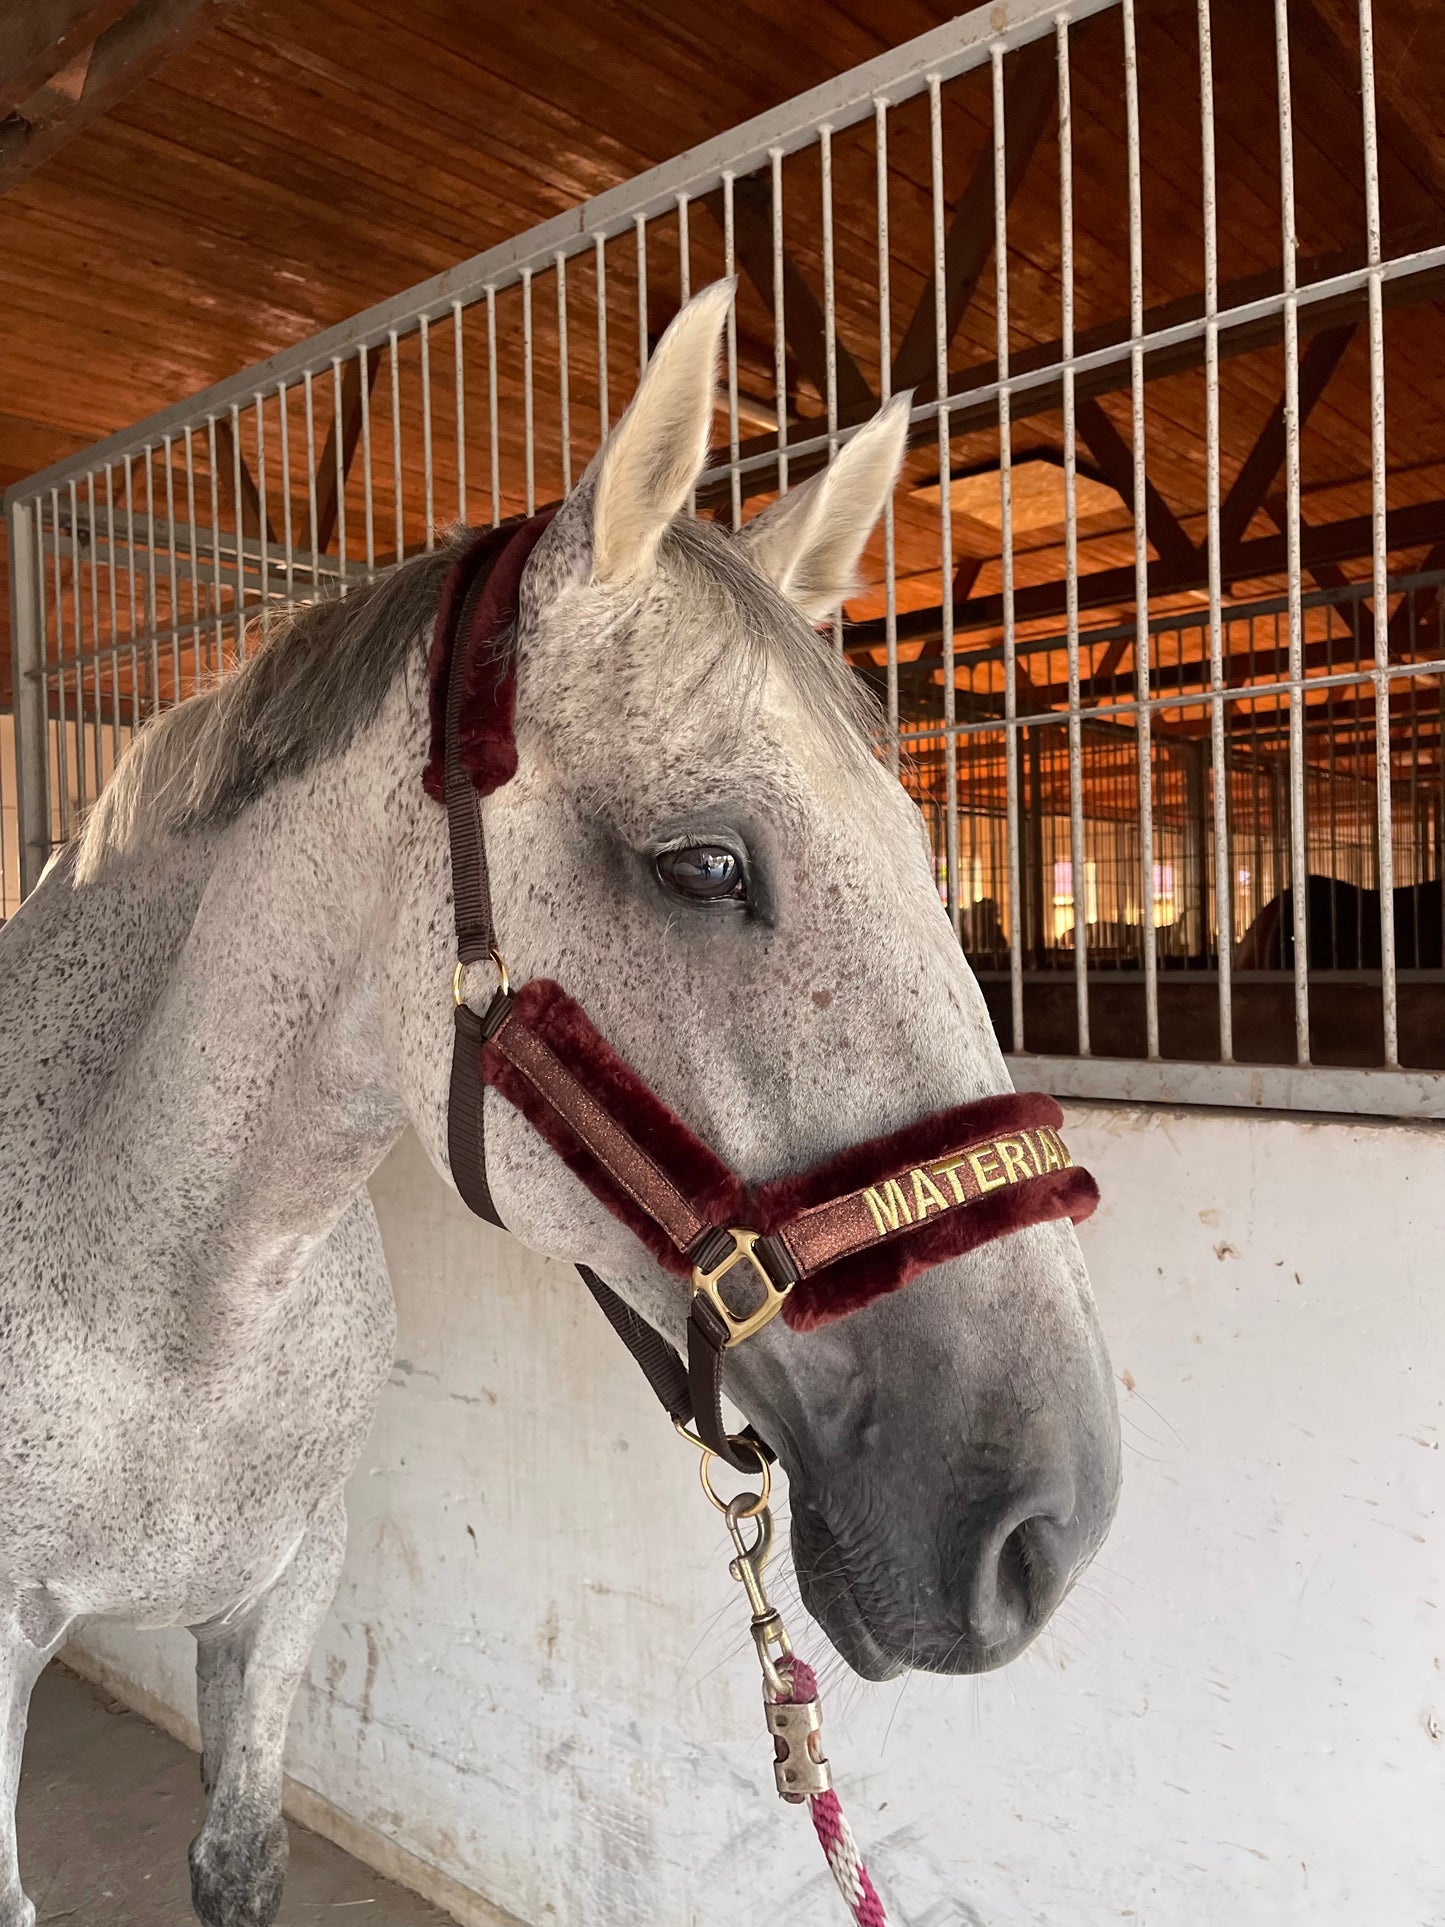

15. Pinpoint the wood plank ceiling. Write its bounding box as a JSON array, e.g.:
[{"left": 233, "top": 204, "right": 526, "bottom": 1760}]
[
  {"left": 3, "top": 0, "right": 1445, "bottom": 733},
  {"left": 0, "top": 0, "right": 962, "bottom": 703}
]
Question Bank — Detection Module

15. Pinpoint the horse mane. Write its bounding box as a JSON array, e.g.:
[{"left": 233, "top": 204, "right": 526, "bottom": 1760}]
[
  {"left": 74, "top": 535, "right": 469, "bottom": 883},
  {"left": 73, "top": 513, "right": 878, "bottom": 886}
]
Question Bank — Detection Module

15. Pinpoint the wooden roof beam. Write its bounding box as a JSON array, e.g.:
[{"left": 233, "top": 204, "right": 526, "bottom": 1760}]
[
  {"left": 1073, "top": 396, "right": 1195, "bottom": 570},
  {"left": 0, "top": 0, "right": 131, "bottom": 117},
  {"left": 845, "top": 496, "right": 1445, "bottom": 653},
  {"left": 313, "top": 352, "right": 381, "bottom": 556},
  {"left": 0, "top": 0, "right": 228, "bottom": 195},
  {"left": 213, "top": 414, "right": 275, "bottom": 548},
  {"left": 889, "top": 35, "right": 1058, "bottom": 405},
  {"left": 702, "top": 178, "right": 874, "bottom": 427},
  {"left": 699, "top": 246, "right": 1443, "bottom": 514},
  {"left": 1218, "top": 325, "right": 1357, "bottom": 553}
]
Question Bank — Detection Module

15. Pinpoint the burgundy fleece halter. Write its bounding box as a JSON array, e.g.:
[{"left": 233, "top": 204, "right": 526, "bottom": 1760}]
[{"left": 429, "top": 512, "right": 1098, "bottom": 1470}]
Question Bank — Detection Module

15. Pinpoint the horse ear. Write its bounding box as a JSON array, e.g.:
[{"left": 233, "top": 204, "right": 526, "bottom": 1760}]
[
  {"left": 588, "top": 278, "right": 734, "bottom": 585},
  {"left": 739, "top": 394, "right": 912, "bottom": 622}
]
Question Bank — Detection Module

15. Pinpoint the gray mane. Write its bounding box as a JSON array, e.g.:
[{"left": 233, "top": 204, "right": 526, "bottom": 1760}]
[{"left": 74, "top": 515, "right": 877, "bottom": 884}]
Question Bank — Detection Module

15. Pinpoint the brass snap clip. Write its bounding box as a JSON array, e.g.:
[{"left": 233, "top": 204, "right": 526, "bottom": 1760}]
[
  {"left": 723, "top": 1498, "right": 833, "bottom": 1801},
  {"left": 690, "top": 1228, "right": 792, "bottom": 1344}
]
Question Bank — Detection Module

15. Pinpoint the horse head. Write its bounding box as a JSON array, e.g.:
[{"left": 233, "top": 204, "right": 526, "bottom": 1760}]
[{"left": 388, "top": 283, "right": 1120, "bottom": 1679}]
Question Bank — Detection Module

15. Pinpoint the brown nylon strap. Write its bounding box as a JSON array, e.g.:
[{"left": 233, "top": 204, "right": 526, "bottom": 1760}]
[
  {"left": 437, "top": 525, "right": 762, "bottom": 1471},
  {"left": 444, "top": 565, "right": 505, "bottom": 1229},
  {"left": 487, "top": 1006, "right": 712, "bottom": 1257}
]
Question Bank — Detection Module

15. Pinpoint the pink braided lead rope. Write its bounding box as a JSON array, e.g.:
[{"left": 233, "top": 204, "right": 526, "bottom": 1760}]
[{"left": 777, "top": 1655, "right": 891, "bottom": 1927}]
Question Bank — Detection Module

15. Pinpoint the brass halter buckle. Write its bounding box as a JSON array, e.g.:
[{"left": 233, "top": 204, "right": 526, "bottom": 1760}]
[{"left": 690, "top": 1228, "right": 793, "bottom": 1344}]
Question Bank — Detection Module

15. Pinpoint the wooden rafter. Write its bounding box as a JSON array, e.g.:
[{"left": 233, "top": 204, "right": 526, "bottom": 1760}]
[
  {"left": 1217, "top": 325, "right": 1357, "bottom": 553},
  {"left": 697, "top": 245, "right": 1441, "bottom": 516},
  {"left": 890, "top": 35, "right": 1058, "bottom": 403},
  {"left": 1074, "top": 397, "right": 1195, "bottom": 570},
  {"left": 846, "top": 496, "right": 1445, "bottom": 653},
  {"left": 313, "top": 353, "right": 381, "bottom": 555},
  {"left": 0, "top": 0, "right": 131, "bottom": 117},
  {"left": 0, "top": 0, "right": 228, "bottom": 194},
  {"left": 213, "top": 414, "right": 275, "bottom": 546},
  {"left": 703, "top": 178, "right": 874, "bottom": 423}
]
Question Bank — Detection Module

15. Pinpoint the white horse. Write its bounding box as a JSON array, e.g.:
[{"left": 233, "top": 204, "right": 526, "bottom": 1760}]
[{"left": 0, "top": 283, "right": 1119, "bottom": 1927}]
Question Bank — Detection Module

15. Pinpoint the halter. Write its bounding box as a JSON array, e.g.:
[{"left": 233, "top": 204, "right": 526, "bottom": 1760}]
[{"left": 429, "top": 510, "right": 1100, "bottom": 1476}]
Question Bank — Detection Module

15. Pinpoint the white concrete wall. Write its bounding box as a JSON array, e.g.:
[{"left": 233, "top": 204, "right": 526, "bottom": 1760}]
[{"left": 72, "top": 1104, "right": 1445, "bottom": 1927}]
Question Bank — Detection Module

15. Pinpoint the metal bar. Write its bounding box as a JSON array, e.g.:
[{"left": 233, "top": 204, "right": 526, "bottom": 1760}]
[
  {"left": 250, "top": 407, "right": 266, "bottom": 625},
  {"left": 50, "top": 486, "right": 69, "bottom": 840},
  {"left": 1121, "top": 0, "right": 1158, "bottom": 1058},
  {"left": 359, "top": 347, "right": 375, "bottom": 574},
  {"left": 722, "top": 172, "right": 741, "bottom": 531},
  {"left": 770, "top": 146, "right": 788, "bottom": 493},
  {"left": 419, "top": 314, "right": 434, "bottom": 552},
  {"left": 1008, "top": 1054, "right": 1444, "bottom": 1120},
  {"left": 557, "top": 250, "right": 572, "bottom": 496},
  {"left": 1359, "top": 0, "right": 1398, "bottom": 1066},
  {"left": 820, "top": 124, "right": 843, "bottom": 649},
  {"left": 930, "top": 73, "right": 962, "bottom": 944},
  {"left": 67, "top": 476, "right": 84, "bottom": 814},
  {"left": 8, "top": 497, "right": 51, "bottom": 894},
  {"left": 635, "top": 216, "right": 648, "bottom": 377},
  {"left": 104, "top": 465, "right": 120, "bottom": 770},
  {"left": 228, "top": 404, "right": 244, "bottom": 656},
  {"left": 988, "top": 52, "right": 1023, "bottom": 1044},
  {"left": 1275, "top": 0, "right": 1310, "bottom": 1064},
  {"left": 182, "top": 427, "right": 201, "bottom": 701},
  {"left": 303, "top": 374, "right": 318, "bottom": 616},
  {"left": 695, "top": 240, "right": 1445, "bottom": 498},
  {"left": 595, "top": 234, "right": 610, "bottom": 438},
  {"left": 453, "top": 300, "right": 466, "bottom": 525},
  {"left": 522, "top": 267, "right": 536, "bottom": 516},
  {"left": 1199, "top": 0, "right": 1233, "bottom": 1060},
  {"left": 486, "top": 287, "right": 500, "bottom": 526},
  {"left": 85, "top": 468, "right": 102, "bottom": 800},
  {"left": 875, "top": 94, "right": 899, "bottom": 774},
  {"left": 332, "top": 362, "right": 348, "bottom": 588},
  {"left": 1058, "top": 17, "right": 1090, "bottom": 1056},
  {"left": 389, "top": 330, "right": 404, "bottom": 558},
  {"left": 278, "top": 382, "right": 294, "bottom": 606}
]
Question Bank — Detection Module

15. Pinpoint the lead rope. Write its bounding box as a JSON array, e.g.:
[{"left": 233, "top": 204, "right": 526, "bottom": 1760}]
[{"left": 720, "top": 1493, "right": 891, "bottom": 1926}]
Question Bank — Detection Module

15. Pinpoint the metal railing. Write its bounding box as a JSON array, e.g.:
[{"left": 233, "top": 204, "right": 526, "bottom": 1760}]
[{"left": 5, "top": 0, "right": 1442, "bottom": 1118}]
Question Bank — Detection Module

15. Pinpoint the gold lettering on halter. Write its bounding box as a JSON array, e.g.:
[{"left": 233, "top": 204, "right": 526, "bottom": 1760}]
[
  {"left": 862, "top": 1176, "right": 914, "bottom": 1235},
  {"left": 911, "top": 1166, "right": 949, "bottom": 1218},
  {"left": 967, "top": 1145, "right": 1008, "bottom": 1193},
  {"left": 931, "top": 1155, "right": 969, "bottom": 1204},
  {"left": 996, "top": 1137, "right": 1034, "bottom": 1185},
  {"left": 1037, "top": 1127, "right": 1072, "bottom": 1172},
  {"left": 858, "top": 1131, "right": 1073, "bottom": 1239}
]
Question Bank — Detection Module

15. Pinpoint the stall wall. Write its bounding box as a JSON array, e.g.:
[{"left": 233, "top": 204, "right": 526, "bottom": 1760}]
[{"left": 69, "top": 1103, "right": 1445, "bottom": 1927}]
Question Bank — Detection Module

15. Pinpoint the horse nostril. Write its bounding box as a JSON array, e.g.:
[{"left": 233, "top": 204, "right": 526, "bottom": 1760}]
[
  {"left": 996, "top": 1518, "right": 1038, "bottom": 1619},
  {"left": 973, "top": 1507, "right": 1075, "bottom": 1652}
]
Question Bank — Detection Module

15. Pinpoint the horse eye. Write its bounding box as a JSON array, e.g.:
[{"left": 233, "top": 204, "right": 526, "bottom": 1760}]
[{"left": 654, "top": 843, "right": 747, "bottom": 903}]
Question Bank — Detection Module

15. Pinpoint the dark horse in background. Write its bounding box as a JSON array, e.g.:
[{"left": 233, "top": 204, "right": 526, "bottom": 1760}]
[{"left": 1235, "top": 876, "right": 1444, "bottom": 970}]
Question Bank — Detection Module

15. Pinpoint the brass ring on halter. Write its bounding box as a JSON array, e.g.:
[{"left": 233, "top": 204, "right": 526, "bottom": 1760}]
[
  {"left": 698, "top": 1435, "right": 771, "bottom": 1518},
  {"left": 453, "top": 949, "right": 511, "bottom": 1008}
]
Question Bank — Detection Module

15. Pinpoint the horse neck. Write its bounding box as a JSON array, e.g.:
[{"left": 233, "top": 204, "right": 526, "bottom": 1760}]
[{"left": 78, "top": 694, "right": 418, "bottom": 1308}]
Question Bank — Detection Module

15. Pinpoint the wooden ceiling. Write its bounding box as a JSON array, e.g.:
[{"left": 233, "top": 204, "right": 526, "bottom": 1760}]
[
  {"left": 0, "top": 0, "right": 963, "bottom": 704},
  {"left": 4, "top": 0, "right": 1445, "bottom": 733}
]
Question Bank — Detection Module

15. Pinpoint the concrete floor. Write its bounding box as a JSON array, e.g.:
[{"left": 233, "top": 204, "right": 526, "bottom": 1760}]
[{"left": 16, "top": 1664, "right": 456, "bottom": 1927}]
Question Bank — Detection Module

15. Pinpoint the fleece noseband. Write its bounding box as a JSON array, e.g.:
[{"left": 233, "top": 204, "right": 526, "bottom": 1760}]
[{"left": 430, "top": 513, "right": 1098, "bottom": 1471}]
